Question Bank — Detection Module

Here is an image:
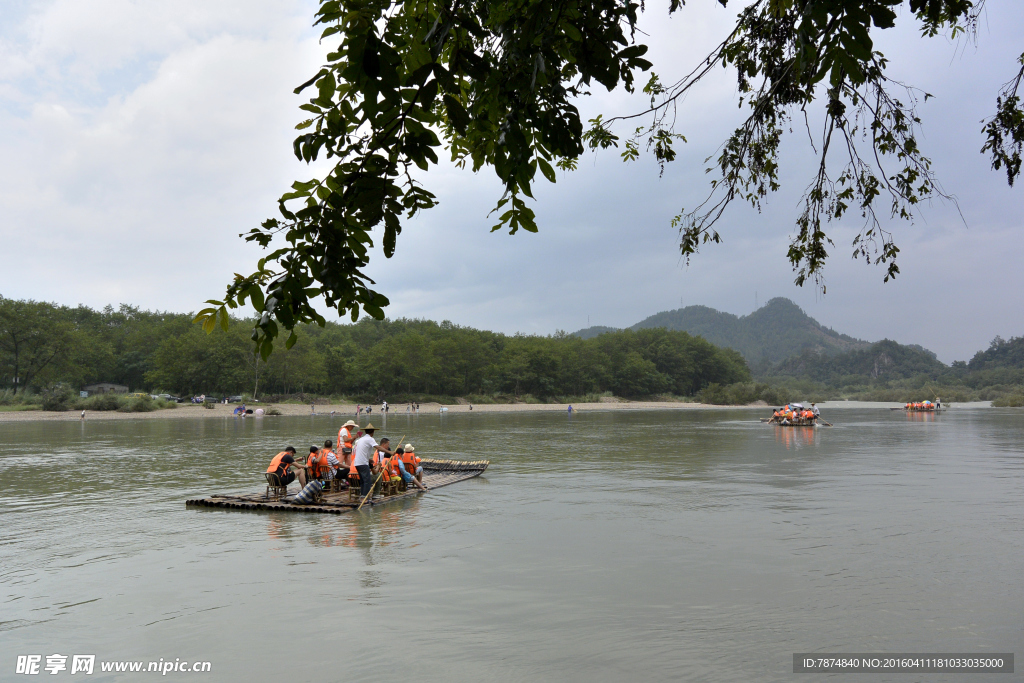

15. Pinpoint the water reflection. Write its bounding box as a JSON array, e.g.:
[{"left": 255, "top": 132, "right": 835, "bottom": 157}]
[{"left": 773, "top": 424, "right": 820, "bottom": 449}]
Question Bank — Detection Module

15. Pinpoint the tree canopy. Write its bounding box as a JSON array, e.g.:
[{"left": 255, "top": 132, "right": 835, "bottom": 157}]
[
  {"left": 0, "top": 298, "right": 750, "bottom": 400},
  {"left": 195, "top": 0, "right": 1021, "bottom": 356}
]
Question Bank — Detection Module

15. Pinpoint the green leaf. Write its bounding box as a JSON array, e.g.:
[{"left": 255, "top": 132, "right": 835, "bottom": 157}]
[
  {"left": 537, "top": 157, "right": 557, "bottom": 183},
  {"left": 249, "top": 286, "right": 265, "bottom": 312}
]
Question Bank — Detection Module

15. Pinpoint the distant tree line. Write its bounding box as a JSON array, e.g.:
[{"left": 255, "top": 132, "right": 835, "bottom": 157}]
[
  {"left": 752, "top": 338, "right": 1024, "bottom": 404},
  {"left": 0, "top": 297, "right": 751, "bottom": 401}
]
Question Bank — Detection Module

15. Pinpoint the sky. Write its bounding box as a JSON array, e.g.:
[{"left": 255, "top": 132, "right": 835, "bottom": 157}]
[{"left": 1, "top": 0, "right": 1021, "bottom": 364}]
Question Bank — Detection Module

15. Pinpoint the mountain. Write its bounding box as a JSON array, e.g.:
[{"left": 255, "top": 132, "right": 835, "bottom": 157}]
[
  {"left": 967, "top": 336, "right": 1024, "bottom": 371},
  {"left": 766, "top": 339, "right": 948, "bottom": 385},
  {"left": 574, "top": 298, "right": 869, "bottom": 365}
]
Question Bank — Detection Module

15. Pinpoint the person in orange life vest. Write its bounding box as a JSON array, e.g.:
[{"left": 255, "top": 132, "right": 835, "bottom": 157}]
[
  {"left": 267, "top": 446, "right": 304, "bottom": 487},
  {"left": 337, "top": 420, "right": 358, "bottom": 468},
  {"left": 306, "top": 443, "right": 340, "bottom": 481},
  {"left": 306, "top": 446, "right": 327, "bottom": 480},
  {"left": 402, "top": 444, "right": 424, "bottom": 483},
  {"left": 394, "top": 446, "right": 427, "bottom": 490},
  {"left": 370, "top": 437, "right": 394, "bottom": 478},
  {"left": 320, "top": 440, "right": 344, "bottom": 481}
]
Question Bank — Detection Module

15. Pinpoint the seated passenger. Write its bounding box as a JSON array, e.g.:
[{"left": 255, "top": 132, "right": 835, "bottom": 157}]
[
  {"left": 321, "top": 440, "right": 343, "bottom": 481},
  {"left": 394, "top": 447, "right": 427, "bottom": 491},
  {"left": 307, "top": 446, "right": 326, "bottom": 480},
  {"left": 402, "top": 444, "right": 424, "bottom": 483},
  {"left": 267, "top": 447, "right": 304, "bottom": 487}
]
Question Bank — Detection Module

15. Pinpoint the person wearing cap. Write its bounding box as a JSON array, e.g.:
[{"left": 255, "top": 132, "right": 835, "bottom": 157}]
[
  {"left": 352, "top": 423, "right": 394, "bottom": 498},
  {"left": 337, "top": 419, "right": 358, "bottom": 468},
  {"left": 811, "top": 403, "right": 820, "bottom": 418}
]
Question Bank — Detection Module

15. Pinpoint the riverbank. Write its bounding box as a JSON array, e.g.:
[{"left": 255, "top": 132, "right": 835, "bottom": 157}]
[{"left": 0, "top": 399, "right": 744, "bottom": 422}]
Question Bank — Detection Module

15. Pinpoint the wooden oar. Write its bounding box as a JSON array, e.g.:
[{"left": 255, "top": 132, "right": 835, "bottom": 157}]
[
  {"left": 817, "top": 418, "right": 833, "bottom": 427},
  {"left": 356, "top": 434, "right": 405, "bottom": 511}
]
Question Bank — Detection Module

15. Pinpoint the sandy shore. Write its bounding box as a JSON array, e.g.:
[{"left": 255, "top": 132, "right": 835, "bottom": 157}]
[{"left": 0, "top": 399, "right": 745, "bottom": 423}]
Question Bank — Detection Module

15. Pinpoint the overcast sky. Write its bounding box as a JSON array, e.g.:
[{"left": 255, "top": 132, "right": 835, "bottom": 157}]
[{"left": 1, "top": 0, "right": 1021, "bottom": 363}]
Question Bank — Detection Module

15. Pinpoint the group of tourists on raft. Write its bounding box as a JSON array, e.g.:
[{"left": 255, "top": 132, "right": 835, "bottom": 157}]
[
  {"left": 905, "top": 399, "right": 941, "bottom": 411},
  {"left": 265, "top": 420, "right": 427, "bottom": 500},
  {"left": 769, "top": 403, "right": 821, "bottom": 425}
]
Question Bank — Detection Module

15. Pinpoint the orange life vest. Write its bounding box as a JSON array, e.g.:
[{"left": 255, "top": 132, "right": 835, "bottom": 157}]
[
  {"left": 308, "top": 451, "right": 331, "bottom": 478},
  {"left": 267, "top": 452, "right": 292, "bottom": 475},
  {"left": 370, "top": 451, "right": 386, "bottom": 479},
  {"left": 401, "top": 452, "right": 417, "bottom": 470}
]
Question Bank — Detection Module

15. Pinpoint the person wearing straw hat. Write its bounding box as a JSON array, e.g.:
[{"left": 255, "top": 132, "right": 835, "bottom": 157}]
[
  {"left": 352, "top": 423, "right": 394, "bottom": 498},
  {"left": 337, "top": 419, "right": 358, "bottom": 468}
]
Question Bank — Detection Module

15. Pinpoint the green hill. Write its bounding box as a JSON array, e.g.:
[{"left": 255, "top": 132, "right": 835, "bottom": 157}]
[
  {"left": 619, "top": 298, "right": 868, "bottom": 365},
  {"left": 968, "top": 336, "right": 1024, "bottom": 371},
  {"left": 573, "top": 325, "right": 619, "bottom": 340},
  {"left": 767, "top": 339, "right": 948, "bottom": 386}
]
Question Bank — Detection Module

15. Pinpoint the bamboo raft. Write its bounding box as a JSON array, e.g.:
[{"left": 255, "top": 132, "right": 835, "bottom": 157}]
[
  {"left": 185, "top": 459, "right": 489, "bottom": 515},
  {"left": 760, "top": 417, "right": 821, "bottom": 426}
]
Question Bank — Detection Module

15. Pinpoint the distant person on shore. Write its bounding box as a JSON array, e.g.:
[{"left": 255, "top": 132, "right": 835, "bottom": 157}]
[
  {"left": 81, "top": 410, "right": 86, "bottom": 420},
  {"left": 567, "top": 405, "right": 573, "bottom": 414}
]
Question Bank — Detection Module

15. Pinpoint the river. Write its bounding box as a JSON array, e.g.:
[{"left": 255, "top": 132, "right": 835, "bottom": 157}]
[{"left": 1, "top": 404, "right": 1021, "bottom": 681}]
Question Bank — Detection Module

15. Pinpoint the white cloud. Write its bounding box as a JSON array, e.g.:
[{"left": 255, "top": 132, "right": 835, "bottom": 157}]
[{"left": 0, "top": 0, "right": 1021, "bottom": 363}]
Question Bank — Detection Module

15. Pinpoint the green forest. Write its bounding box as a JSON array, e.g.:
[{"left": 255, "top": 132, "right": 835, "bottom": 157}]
[
  {"left": 0, "top": 297, "right": 750, "bottom": 407},
  {"left": 3, "top": 296, "right": 1023, "bottom": 411},
  {"left": 755, "top": 337, "right": 1024, "bottom": 406}
]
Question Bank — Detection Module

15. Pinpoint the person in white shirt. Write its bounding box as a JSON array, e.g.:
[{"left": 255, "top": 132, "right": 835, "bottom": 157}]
[{"left": 352, "top": 424, "right": 393, "bottom": 498}]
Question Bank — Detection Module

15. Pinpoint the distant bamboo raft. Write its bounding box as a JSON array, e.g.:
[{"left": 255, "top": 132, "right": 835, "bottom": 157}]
[
  {"left": 417, "top": 458, "right": 489, "bottom": 472},
  {"left": 185, "top": 458, "right": 489, "bottom": 515}
]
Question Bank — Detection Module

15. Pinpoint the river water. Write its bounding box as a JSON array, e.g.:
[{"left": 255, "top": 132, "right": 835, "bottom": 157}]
[{"left": 1, "top": 405, "right": 1021, "bottom": 681}]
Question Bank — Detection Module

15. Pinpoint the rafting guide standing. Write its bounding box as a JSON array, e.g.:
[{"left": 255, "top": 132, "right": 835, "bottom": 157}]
[{"left": 352, "top": 423, "right": 393, "bottom": 499}]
